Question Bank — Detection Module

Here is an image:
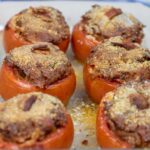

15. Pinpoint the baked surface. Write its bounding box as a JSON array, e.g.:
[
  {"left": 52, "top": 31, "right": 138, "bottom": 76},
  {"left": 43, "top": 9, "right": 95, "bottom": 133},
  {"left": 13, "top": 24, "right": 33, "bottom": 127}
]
[
  {"left": 87, "top": 36, "right": 150, "bottom": 83},
  {"left": 0, "top": 92, "right": 67, "bottom": 144},
  {"left": 8, "top": 6, "right": 70, "bottom": 44},
  {"left": 80, "top": 5, "right": 144, "bottom": 42},
  {"left": 104, "top": 80, "right": 150, "bottom": 147},
  {"left": 5, "top": 42, "right": 72, "bottom": 88}
]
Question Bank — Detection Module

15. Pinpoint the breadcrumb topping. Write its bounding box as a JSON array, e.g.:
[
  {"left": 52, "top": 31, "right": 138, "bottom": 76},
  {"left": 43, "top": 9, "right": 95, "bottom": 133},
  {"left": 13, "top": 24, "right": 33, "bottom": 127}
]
[
  {"left": 0, "top": 92, "right": 67, "bottom": 144},
  {"left": 80, "top": 5, "right": 144, "bottom": 42},
  {"left": 87, "top": 36, "right": 150, "bottom": 83},
  {"left": 9, "top": 6, "right": 70, "bottom": 44},
  {"left": 104, "top": 81, "right": 150, "bottom": 147},
  {"left": 5, "top": 42, "right": 72, "bottom": 88}
]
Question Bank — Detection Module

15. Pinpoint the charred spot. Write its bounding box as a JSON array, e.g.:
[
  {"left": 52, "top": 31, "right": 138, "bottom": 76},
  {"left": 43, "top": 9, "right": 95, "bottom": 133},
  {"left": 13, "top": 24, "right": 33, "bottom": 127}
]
[
  {"left": 111, "top": 41, "right": 136, "bottom": 50},
  {"left": 82, "top": 139, "right": 88, "bottom": 146},
  {"left": 13, "top": 66, "right": 26, "bottom": 78},
  {"left": 31, "top": 7, "right": 51, "bottom": 18},
  {"left": 31, "top": 44, "right": 50, "bottom": 55},
  {"left": 23, "top": 95, "right": 37, "bottom": 111},
  {"left": 134, "top": 49, "right": 150, "bottom": 63},
  {"left": 105, "top": 8, "right": 122, "bottom": 20},
  {"left": 16, "top": 20, "right": 22, "bottom": 27},
  {"left": 92, "top": 4, "right": 100, "bottom": 9},
  {"left": 143, "top": 50, "right": 150, "bottom": 61}
]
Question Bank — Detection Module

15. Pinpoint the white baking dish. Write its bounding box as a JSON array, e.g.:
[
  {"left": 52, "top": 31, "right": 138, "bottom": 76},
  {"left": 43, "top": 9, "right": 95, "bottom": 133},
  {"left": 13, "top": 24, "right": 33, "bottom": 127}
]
[{"left": 0, "top": 1, "right": 150, "bottom": 148}]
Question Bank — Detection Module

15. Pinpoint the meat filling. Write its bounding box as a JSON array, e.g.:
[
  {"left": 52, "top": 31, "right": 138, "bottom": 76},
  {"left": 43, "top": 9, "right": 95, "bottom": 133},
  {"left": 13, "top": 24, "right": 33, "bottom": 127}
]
[
  {"left": 104, "top": 81, "right": 150, "bottom": 147},
  {"left": 87, "top": 36, "right": 150, "bottom": 83},
  {"left": 5, "top": 43, "right": 72, "bottom": 88},
  {"left": 81, "top": 5, "right": 144, "bottom": 43},
  {"left": 8, "top": 6, "right": 70, "bottom": 44},
  {"left": 0, "top": 92, "right": 67, "bottom": 145}
]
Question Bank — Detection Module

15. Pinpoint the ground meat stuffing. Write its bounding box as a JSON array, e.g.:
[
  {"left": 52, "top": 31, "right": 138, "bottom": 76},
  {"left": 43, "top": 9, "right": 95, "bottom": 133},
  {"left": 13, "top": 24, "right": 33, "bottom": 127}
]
[
  {"left": 5, "top": 42, "right": 72, "bottom": 88},
  {"left": 80, "top": 5, "right": 144, "bottom": 43},
  {"left": 104, "top": 80, "right": 150, "bottom": 147},
  {"left": 8, "top": 6, "right": 70, "bottom": 44},
  {"left": 0, "top": 92, "right": 67, "bottom": 145},
  {"left": 87, "top": 36, "right": 150, "bottom": 83}
]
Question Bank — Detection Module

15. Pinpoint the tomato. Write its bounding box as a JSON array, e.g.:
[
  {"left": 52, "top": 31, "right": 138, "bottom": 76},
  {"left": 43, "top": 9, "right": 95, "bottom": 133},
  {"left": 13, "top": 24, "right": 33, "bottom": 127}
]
[
  {"left": 3, "top": 22, "right": 70, "bottom": 53},
  {"left": 72, "top": 23, "right": 99, "bottom": 62},
  {"left": 0, "top": 114, "right": 74, "bottom": 149},
  {"left": 96, "top": 94, "right": 130, "bottom": 148},
  {"left": 0, "top": 62, "right": 76, "bottom": 105},
  {"left": 83, "top": 64, "right": 118, "bottom": 104}
]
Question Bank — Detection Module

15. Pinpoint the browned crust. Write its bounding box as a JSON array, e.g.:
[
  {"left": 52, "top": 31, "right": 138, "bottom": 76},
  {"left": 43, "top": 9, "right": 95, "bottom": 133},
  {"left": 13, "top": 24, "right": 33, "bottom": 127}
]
[
  {"left": 0, "top": 92, "right": 67, "bottom": 144},
  {"left": 87, "top": 36, "right": 150, "bottom": 83},
  {"left": 80, "top": 5, "right": 144, "bottom": 43},
  {"left": 104, "top": 81, "right": 150, "bottom": 147},
  {"left": 105, "top": 8, "right": 122, "bottom": 19},
  {"left": 8, "top": 6, "right": 70, "bottom": 44},
  {"left": 5, "top": 42, "right": 72, "bottom": 88}
]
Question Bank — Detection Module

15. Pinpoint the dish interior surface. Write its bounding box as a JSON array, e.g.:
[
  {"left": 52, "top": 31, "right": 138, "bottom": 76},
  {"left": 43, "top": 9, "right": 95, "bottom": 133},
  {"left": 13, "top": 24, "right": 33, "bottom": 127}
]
[{"left": 0, "top": 1, "right": 150, "bottom": 148}]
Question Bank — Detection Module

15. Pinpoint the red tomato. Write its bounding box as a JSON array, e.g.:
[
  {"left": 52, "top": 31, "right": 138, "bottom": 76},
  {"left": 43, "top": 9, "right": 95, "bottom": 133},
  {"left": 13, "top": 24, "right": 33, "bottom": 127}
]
[
  {"left": 72, "top": 23, "right": 99, "bottom": 62},
  {"left": 0, "top": 62, "right": 76, "bottom": 105},
  {"left": 4, "top": 21, "right": 70, "bottom": 53},
  {"left": 96, "top": 94, "right": 131, "bottom": 148},
  {"left": 0, "top": 114, "right": 74, "bottom": 149},
  {"left": 83, "top": 64, "right": 117, "bottom": 104}
]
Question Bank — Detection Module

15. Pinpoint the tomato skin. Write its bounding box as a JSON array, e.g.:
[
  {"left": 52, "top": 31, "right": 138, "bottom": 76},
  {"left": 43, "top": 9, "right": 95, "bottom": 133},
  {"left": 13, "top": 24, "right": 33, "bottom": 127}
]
[
  {"left": 0, "top": 114, "right": 74, "bottom": 149},
  {"left": 0, "top": 62, "right": 76, "bottom": 105},
  {"left": 72, "top": 23, "right": 99, "bottom": 62},
  {"left": 40, "top": 114, "right": 74, "bottom": 149},
  {"left": 57, "top": 37, "right": 70, "bottom": 53},
  {"left": 96, "top": 95, "right": 131, "bottom": 148},
  {"left": 83, "top": 64, "right": 118, "bottom": 104},
  {"left": 3, "top": 21, "right": 70, "bottom": 53},
  {"left": 3, "top": 22, "right": 30, "bottom": 52}
]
